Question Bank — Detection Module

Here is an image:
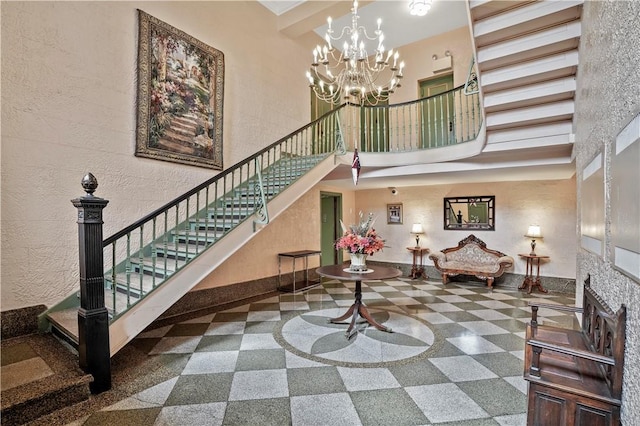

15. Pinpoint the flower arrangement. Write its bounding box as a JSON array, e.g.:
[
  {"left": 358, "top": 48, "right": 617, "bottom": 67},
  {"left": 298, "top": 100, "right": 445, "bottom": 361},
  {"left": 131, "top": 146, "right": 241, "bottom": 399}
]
[{"left": 335, "top": 212, "right": 385, "bottom": 255}]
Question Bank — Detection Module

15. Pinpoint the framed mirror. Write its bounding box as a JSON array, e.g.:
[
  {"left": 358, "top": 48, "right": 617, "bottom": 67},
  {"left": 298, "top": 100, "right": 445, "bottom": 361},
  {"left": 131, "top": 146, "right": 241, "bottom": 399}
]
[{"left": 444, "top": 196, "right": 495, "bottom": 231}]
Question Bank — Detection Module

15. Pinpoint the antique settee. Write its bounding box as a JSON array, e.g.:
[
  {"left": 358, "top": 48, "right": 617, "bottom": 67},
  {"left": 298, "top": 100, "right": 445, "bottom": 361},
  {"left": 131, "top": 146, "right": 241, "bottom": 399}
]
[{"left": 429, "top": 234, "right": 514, "bottom": 289}]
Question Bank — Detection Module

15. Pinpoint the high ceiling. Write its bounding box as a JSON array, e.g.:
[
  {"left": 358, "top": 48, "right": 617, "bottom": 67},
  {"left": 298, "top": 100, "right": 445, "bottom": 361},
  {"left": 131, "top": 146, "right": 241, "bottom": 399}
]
[{"left": 259, "top": 0, "right": 469, "bottom": 49}]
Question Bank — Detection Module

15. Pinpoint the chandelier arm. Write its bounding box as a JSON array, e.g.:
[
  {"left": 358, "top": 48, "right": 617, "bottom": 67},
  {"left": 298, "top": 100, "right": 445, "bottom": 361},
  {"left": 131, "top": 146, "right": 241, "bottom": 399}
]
[
  {"left": 326, "top": 26, "right": 352, "bottom": 43},
  {"left": 326, "top": 49, "right": 345, "bottom": 65},
  {"left": 357, "top": 26, "right": 380, "bottom": 42}
]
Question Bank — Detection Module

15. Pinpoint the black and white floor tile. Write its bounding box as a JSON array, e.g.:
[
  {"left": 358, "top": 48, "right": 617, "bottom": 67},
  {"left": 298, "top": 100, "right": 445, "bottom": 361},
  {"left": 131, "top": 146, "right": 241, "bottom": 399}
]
[{"left": 76, "top": 276, "right": 576, "bottom": 425}]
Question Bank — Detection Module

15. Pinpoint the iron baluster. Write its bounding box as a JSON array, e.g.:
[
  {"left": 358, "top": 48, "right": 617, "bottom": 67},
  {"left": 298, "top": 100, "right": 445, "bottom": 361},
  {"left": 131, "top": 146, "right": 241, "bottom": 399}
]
[
  {"left": 126, "top": 233, "right": 131, "bottom": 307},
  {"left": 253, "top": 157, "right": 269, "bottom": 231},
  {"left": 152, "top": 217, "right": 157, "bottom": 288},
  {"left": 139, "top": 224, "right": 144, "bottom": 298}
]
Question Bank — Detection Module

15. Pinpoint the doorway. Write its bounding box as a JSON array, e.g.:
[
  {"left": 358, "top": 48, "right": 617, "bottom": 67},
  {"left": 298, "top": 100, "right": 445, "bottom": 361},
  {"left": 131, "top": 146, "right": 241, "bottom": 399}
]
[
  {"left": 419, "top": 74, "right": 454, "bottom": 148},
  {"left": 320, "top": 192, "right": 342, "bottom": 266},
  {"left": 360, "top": 96, "right": 389, "bottom": 152}
]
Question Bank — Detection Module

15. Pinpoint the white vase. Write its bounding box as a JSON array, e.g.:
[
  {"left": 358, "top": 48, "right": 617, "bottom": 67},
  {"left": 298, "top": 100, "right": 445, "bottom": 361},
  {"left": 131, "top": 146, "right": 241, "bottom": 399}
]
[{"left": 349, "top": 253, "right": 368, "bottom": 272}]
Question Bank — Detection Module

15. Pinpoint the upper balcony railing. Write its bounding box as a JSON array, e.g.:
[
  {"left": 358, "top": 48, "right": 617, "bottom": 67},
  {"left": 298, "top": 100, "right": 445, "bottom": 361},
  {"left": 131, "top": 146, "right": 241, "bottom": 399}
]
[{"left": 338, "top": 84, "right": 482, "bottom": 153}]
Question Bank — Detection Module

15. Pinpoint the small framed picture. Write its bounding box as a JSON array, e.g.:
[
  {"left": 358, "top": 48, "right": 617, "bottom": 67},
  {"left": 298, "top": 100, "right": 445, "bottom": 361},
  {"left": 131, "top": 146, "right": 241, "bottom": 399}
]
[{"left": 387, "top": 203, "right": 403, "bottom": 224}]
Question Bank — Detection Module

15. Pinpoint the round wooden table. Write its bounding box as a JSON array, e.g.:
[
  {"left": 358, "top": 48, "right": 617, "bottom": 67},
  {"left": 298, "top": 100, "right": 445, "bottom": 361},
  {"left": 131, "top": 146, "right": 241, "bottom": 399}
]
[{"left": 316, "top": 265, "right": 401, "bottom": 338}]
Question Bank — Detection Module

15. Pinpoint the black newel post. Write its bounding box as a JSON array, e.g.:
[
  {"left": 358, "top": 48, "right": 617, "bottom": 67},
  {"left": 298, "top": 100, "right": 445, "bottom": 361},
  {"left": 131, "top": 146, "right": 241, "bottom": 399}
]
[{"left": 71, "top": 173, "right": 111, "bottom": 393}]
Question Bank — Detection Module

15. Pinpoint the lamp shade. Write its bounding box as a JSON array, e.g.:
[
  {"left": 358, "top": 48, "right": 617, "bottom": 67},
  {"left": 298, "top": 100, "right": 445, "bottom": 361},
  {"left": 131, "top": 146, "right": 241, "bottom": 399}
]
[
  {"left": 411, "top": 223, "right": 424, "bottom": 234},
  {"left": 525, "top": 225, "right": 542, "bottom": 238}
]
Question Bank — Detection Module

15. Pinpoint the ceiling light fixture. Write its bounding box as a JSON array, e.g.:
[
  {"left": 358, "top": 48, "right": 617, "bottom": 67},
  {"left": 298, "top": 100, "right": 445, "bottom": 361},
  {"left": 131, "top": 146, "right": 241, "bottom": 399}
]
[
  {"left": 409, "top": 0, "right": 433, "bottom": 17},
  {"left": 305, "top": 0, "right": 404, "bottom": 105}
]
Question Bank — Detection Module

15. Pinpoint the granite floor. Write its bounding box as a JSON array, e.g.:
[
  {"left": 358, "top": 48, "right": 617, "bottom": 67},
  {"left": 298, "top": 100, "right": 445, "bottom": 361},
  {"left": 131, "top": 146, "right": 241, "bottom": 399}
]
[{"left": 9, "top": 276, "right": 577, "bottom": 425}]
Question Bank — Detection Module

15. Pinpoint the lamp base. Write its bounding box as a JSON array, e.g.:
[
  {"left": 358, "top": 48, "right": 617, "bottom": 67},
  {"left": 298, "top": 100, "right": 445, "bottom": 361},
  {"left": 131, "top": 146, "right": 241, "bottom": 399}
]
[
  {"left": 415, "top": 236, "right": 420, "bottom": 247},
  {"left": 529, "top": 239, "right": 537, "bottom": 256}
]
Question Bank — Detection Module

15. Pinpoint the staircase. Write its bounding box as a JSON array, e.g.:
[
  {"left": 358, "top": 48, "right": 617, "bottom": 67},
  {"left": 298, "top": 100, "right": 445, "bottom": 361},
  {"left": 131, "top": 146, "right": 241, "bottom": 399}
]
[
  {"left": 469, "top": 0, "right": 583, "bottom": 162},
  {"left": 43, "top": 108, "right": 343, "bottom": 357},
  {"left": 39, "top": 1, "right": 585, "bottom": 361}
]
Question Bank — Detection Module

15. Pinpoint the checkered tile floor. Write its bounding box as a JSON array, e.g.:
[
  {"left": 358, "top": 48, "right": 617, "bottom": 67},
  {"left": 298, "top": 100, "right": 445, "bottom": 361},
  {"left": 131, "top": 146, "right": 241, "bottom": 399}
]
[{"left": 79, "top": 277, "right": 576, "bottom": 425}]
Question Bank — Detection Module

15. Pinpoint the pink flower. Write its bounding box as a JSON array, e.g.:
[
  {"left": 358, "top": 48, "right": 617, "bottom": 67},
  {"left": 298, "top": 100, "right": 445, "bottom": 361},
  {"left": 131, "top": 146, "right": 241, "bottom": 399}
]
[{"left": 335, "top": 213, "right": 385, "bottom": 255}]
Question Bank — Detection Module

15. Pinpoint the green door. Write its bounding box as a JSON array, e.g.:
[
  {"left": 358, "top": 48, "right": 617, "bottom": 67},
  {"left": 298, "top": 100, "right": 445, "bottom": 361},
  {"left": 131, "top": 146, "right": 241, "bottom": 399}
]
[
  {"left": 320, "top": 192, "right": 342, "bottom": 265},
  {"left": 419, "top": 75, "right": 454, "bottom": 148},
  {"left": 360, "top": 99, "right": 389, "bottom": 152}
]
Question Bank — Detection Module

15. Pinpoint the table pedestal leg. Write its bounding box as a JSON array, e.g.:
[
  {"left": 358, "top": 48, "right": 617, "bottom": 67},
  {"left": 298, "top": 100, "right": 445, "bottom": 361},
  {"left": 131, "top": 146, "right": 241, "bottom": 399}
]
[
  {"left": 518, "top": 258, "right": 548, "bottom": 294},
  {"left": 329, "top": 280, "right": 392, "bottom": 338},
  {"left": 409, "top": 250, "right": 427, "bottom": 280}
]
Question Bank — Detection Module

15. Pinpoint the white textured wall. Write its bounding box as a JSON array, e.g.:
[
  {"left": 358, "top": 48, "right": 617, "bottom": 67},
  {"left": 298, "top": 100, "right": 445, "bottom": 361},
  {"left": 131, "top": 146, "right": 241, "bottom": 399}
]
[
  {"left": 392, "top": 26, "right": 473, "bottom": 103},
  {"left": 354, "top": 179, "right": 577, "bottom": 278},
  {"left": 574, "top": 1, "right": 640, "bottom": 421},
  {"left": 0, "top": 1, "right": 313, "bottom": 310}
]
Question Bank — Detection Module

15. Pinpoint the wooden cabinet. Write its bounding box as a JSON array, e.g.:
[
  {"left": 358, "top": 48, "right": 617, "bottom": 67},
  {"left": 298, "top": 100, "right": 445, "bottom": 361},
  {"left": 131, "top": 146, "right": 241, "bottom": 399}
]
[{"left": 528, "top": 383, "right": 618, "bottom": 426}]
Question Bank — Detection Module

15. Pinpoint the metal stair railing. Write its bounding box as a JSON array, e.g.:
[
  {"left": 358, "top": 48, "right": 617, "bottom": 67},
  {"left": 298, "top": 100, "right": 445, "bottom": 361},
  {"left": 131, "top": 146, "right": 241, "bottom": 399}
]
[
  {"left": 339, "top": 83, "right": 482, "bottom": 153},
  {"left": 102, "top": 105, "right": 345, "bottom": 320},
  {"left": 43, "top": 83, "right": 483, "bottom": 331},
  {"left": 100, "top": 84, "right": 481, "bottom": 319}
]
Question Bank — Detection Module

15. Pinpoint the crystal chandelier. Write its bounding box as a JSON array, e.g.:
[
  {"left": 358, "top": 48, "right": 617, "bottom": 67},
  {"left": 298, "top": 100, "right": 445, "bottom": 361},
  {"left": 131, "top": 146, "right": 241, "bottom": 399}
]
[
  {"left": 305, "top": 0, "right": 404, "bottom": 106},
  {"left": 409, "top": 0, "right": 433, "bottom": 17}
]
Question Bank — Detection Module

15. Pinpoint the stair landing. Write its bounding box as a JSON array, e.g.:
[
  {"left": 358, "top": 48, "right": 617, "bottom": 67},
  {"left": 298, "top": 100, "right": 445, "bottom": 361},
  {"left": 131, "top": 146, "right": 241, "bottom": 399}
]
[{"left": 1, "top": 333, "right": 92, "bottom": 425}]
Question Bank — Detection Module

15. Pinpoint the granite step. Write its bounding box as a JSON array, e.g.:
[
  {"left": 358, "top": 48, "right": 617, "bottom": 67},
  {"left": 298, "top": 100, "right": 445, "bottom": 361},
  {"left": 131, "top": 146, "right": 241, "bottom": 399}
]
[{"left": 1, "top": 333, "right": 92, "bottom": 425}]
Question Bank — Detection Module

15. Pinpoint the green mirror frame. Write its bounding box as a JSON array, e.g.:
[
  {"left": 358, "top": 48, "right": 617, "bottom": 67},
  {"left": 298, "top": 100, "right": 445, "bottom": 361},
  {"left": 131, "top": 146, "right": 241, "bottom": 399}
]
[{"left": 444, "top": 196, "right": 495, "bottom": 231}]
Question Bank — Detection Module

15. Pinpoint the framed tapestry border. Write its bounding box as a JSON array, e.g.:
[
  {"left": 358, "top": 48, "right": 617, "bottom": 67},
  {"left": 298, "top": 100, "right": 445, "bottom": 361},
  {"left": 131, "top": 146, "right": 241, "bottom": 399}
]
[{"left": 135, "top": 10, "right": 224, "bottom": 169}]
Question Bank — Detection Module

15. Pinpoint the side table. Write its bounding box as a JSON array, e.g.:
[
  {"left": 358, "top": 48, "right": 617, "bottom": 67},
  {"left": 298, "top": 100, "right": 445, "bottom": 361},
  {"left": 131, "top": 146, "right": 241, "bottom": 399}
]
[
  {"left": 278, "top": 250, "right": 322, "bottom": 293},
  {"left": 316, "top": 265, "right": 402, "bottom": 338},
  {"left": 407, "top": 247, "right": 430, "bottom": 279},
  {"left": 518, "top": 254, "right": 549, "bottom": 294}
]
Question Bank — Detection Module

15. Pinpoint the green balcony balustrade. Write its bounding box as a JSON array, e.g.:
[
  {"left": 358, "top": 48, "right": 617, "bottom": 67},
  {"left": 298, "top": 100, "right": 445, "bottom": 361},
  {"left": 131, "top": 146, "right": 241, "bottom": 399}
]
[{"left": 339, "top": 84, "right": 481, "bottom": 153}]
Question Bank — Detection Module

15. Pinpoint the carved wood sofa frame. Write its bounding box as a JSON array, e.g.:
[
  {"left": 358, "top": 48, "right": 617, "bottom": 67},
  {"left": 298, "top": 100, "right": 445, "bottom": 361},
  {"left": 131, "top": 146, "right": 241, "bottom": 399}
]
[
  {"left": 428, "top": 234, "right": 513, "bottom": 289},
  {"left": 524, "top": 275, "right": 626, "bottom": 425}
]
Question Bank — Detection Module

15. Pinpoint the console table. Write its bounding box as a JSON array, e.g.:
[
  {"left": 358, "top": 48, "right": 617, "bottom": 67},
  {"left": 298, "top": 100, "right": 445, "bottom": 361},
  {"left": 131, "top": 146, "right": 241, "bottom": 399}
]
[
  {"left": 407, "top": 247, "right": 430, "bottom": 279},
  {"left": 278, "top": 250, "right": 322, "bottom": 293},
  {"left": 518, "top": 253, "right": 549, "bottom": 294},
  {"left": 316, "top": 265, "right": 401, "bottom": 338}
]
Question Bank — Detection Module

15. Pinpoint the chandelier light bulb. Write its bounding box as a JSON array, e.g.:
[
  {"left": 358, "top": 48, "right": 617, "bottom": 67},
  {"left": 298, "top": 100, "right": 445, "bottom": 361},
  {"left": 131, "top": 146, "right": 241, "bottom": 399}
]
[{"left": 325, "top": 34, "right": 332, "bottom": 48}]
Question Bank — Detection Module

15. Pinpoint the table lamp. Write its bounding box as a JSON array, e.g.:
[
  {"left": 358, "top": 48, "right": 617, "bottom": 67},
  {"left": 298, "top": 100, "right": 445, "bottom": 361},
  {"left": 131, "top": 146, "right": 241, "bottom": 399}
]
[
  {"left": 525, "top": 225, "right": 542, "bottom": 256},
  {"left": 411, "top": 223, "right": 425, "bottom": 247}
]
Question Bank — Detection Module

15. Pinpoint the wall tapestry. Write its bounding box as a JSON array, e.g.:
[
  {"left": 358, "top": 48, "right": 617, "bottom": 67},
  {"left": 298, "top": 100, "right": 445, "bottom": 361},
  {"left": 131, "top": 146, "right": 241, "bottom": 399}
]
[{"left": 135, "top": 10, "right": 224, "bottom": 169}]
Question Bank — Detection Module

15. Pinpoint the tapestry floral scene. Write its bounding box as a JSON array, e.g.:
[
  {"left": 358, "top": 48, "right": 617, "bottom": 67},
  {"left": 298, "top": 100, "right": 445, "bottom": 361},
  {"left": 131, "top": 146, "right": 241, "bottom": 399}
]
[{"left": 136, "top": 10, "right": 224, "bottom": 169}]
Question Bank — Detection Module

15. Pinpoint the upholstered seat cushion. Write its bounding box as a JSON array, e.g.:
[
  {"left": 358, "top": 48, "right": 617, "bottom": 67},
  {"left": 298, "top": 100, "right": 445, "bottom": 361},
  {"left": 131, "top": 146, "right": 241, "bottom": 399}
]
[
  {"left": 429, "top": 235, "right": 513, "bottom": 289},
  {"left": 436, "top": 259, "right": 501, "bottom": 274}
]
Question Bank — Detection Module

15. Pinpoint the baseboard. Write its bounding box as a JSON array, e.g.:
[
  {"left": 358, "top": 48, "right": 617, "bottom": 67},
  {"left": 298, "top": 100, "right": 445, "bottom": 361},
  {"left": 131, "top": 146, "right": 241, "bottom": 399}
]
[{"left": 362, "top": 260, "right": 576, "bottom": 294}]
